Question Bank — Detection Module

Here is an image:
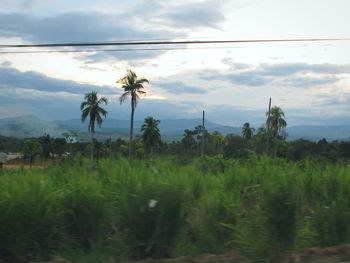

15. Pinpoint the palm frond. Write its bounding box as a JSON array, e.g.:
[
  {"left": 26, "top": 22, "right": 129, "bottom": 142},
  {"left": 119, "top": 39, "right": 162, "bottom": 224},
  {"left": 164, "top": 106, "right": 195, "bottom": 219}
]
[
  {"left": 96, "top": 114, "right": 103, "bottom": 127},
  {"left": 99, "top": 107, "right": 108, "bottom": 118},
  {"left": 81, "top": 108, "right": 90, "bottom": 122},
  {"left": 119, "top": 92, "right": 130, "bottom": 105},
  {"left": 136, "top": 78, "right": 149, "bottom": 85},
  {"left": 98, "top": 97, "right": 108, "bottom": 105}
]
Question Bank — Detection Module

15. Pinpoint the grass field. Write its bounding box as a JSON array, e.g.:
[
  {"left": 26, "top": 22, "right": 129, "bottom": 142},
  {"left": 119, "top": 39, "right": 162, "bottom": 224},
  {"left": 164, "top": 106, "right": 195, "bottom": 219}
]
[{"left": 1, "top": 155, "right": 350, "bottom": 262}]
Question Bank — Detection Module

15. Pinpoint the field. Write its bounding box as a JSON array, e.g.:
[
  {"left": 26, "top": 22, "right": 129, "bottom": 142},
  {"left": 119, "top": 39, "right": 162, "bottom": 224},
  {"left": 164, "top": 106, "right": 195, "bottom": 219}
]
[{"left": 1, "top": 155, "right": 350, "bottom": 262}]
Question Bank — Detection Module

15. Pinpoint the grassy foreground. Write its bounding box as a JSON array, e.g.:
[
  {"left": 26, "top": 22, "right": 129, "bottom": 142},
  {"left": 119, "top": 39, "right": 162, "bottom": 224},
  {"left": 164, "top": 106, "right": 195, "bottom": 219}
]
[{"left": 1, "top": 155, "right": 350, "bottom": 262}]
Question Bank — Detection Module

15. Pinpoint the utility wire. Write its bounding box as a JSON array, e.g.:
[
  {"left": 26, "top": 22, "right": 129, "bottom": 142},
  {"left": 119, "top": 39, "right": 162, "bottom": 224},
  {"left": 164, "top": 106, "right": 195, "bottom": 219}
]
[
  {"left": 0, "top": 38, "right": 349, "bottom": 48},
  {"left": 0, "top": 46, "right": 246, "bottom": 54}
]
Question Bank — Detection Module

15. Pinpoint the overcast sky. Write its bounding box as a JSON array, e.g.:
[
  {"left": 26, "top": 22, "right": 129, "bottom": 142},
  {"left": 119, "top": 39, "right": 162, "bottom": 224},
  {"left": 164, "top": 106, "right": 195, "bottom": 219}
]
[{"left": 1, "top": 0, "right": 350, "bottom": 126}]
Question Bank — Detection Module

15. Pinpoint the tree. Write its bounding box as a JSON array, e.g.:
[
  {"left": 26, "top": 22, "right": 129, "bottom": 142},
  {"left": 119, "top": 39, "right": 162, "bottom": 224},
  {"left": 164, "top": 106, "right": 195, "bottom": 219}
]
[
  {"left": 23, "top": 139, "right": 42, "bottom": 168},
  {"left": 141, "top": 117, "right": 161, "bottom": 155},
  {"left": 80, "top": 91, "right": 108, "bottom": 162},
  {"left": 182, "top": 129, "right": 196, "bottom": 148},
  {"left": 211, "top": 131, "right": 226, "bottom": 154},
  {"left": 266, "top": 106, "right": 287, "bottom": 157},
  {"left": 266, "top": 106, "right": 287, "bottom": 138},
  {"left": 39, "top": 134, "right": 53, "bottom": 159},
  {"left": 62, "top": 131, "right": 77, "bottom": 153},
  {"left": 242, "top": 122, "right": 255, "bottom": 140},
  {"left": 117, "top": 70, "right": 149, "bottom": 160}
]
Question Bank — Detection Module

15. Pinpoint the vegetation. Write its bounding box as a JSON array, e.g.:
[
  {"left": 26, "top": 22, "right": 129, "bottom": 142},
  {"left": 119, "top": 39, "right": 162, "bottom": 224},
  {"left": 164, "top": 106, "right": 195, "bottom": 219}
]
[
  {"left": 1, "top": 156, "right": 350, "bottom": 262},
  {"left": 2, "top": 69, "right": 350, "bottom": 263},
  {"left": 242, "top": 122, "right": 255, "bottom": 140},
  {"left": 23, "top": 139, "right": 42, "bottom": 167},
  {"left": 80, "top": 91, "right": 108, "bottom": 162},
  {"left": 141, "top": 116, "right": 162, "bottom": 155},
  {"left": 117, "top": 70, "right": 149, "bottom": 160}
]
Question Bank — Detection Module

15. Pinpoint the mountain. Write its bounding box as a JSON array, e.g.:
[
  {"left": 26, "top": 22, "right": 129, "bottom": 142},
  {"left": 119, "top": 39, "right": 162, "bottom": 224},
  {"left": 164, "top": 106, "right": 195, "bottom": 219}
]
[
  {"left": 0, "top": 115, "right": 349, "bottom": 142},
  {"left": 55, "top": 118, "right": 241, "bottom": 141},
  {"left": 0, "top": 115, "right": 65, "bottom": 138},
  {"left": 287, "top": 125, "right": 350, "bottom": 141}
]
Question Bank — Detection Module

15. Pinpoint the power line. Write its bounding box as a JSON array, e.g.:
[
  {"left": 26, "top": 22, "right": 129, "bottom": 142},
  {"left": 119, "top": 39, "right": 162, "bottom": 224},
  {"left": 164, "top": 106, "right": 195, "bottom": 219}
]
[
  {"left": 0, "top": 46, "right": 246, "bottom": 54},
  {"left": 0, "top": 38, "right": 349, "bottom": 48}
]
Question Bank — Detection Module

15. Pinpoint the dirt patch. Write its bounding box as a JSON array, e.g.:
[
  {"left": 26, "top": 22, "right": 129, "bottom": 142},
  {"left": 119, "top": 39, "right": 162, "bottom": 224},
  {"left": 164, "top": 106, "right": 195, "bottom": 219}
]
[
  {"left": 43, "top": 245, "right": 350, "bottom": 263},
  {"left": 122, "top": 250, "right": 250, "bottom": 263},
  {"left": 282, "top": 244, "right": 350, "bottom": 263}
]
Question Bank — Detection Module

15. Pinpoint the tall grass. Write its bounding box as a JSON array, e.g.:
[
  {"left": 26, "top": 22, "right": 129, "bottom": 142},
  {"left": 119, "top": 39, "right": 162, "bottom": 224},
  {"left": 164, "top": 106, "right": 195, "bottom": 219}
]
[{"left": 1, "top": 156, "right": 350, "bottom": 262}]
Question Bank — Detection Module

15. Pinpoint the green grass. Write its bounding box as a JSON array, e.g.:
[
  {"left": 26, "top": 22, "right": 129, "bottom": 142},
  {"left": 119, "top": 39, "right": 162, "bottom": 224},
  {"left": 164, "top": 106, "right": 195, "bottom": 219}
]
[{"left": 1, "top": 156, "right": 350, "bottom": 262}]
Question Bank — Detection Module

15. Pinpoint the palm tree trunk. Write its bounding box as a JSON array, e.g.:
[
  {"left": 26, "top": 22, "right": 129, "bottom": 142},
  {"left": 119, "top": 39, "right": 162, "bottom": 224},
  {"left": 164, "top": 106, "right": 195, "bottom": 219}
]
[
  {"left": 91, "top": 131, "right": 94, "bottom": 162},
  {"left": 129, "top": 102, "right": 135, "bottom": 161}
]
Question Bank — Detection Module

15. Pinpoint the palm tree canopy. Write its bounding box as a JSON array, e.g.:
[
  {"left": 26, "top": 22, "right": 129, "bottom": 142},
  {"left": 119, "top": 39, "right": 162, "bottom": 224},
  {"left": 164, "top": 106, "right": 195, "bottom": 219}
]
[
  {"left": 117, "top": 70, "right": 148, "bottom": 108},
  {"left": 266, "top": 106, "right": 287, "bottom": 137},
  {"left": 242, "top": 122, "right": 255, "bottom": 139},
  {"left": 141, "top": 116, "right": 161, "bottom": 151},
  {"left": 80, "top": 91, "right": 108, "bottom": 132}
]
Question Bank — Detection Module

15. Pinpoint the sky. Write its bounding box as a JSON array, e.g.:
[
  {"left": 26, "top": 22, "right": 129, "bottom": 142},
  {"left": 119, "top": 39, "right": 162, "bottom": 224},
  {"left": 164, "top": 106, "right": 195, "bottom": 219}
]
[{"left": 0, "top": 0, "right": 350, "bottom": 127}]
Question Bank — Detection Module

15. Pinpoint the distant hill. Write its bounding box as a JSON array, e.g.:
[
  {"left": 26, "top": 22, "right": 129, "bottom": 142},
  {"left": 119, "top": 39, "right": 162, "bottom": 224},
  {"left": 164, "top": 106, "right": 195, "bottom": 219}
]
[
  {"left": 287, "top": 125, "right": 350, "bottom": 141},
  {"left": 0, "top": 115, "right": 349, "bottom": 142},
  {"left": 0, "top": 115, "right": 64, "bottom": 138}
]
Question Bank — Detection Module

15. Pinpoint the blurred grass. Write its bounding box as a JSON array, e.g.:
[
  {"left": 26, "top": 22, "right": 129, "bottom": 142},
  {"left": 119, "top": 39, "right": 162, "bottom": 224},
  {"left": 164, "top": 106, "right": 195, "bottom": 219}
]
[{"left": 1, "top": 156, "right": 350, "bottom": 262}]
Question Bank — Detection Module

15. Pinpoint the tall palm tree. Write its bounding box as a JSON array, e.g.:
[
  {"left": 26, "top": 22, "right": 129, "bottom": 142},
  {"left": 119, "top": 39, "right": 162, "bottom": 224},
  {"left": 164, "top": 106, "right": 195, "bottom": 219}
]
[
  {"left": 266, "top": 106, "right": 287, "bottom": 138},
  {"left": 141, "top": 116, "right": 161, "bottom": 155},
  {"left": 80, "top": 91, "right": 108, "bottom": 162},
  {"left": 242, "top": 122, "right": 255, "bottom": 140},
  {"left": 117, "top": 70, "right": 149, "bottom": 160}
]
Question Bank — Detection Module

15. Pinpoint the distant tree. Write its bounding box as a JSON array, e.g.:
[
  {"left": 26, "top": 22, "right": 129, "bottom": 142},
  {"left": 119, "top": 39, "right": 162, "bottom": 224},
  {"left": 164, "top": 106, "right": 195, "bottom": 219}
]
[
  {"left": 105, "top": 137, "right": 113, "bottom": 157},
  {"left": 265, "top": 106, "right": 287, "bottom": 157},
  {"left": 242, "top": 122, "right": 255, "bottom": 140},
  {"left": 223, "top": 134, "right": 251, "bottom": 159},
  {"left": 53, "top": 138, "right": 67, "bottom": 157},
  {"left": 266, "top": 106, "right": 287, "bottom": 138},
  {"left": 23, "top": 139, "right": 42, "bottom": 168},
  {"left": 254, "top": 126, "right": 268, "bottom": 156},
  {"left": 62, "top": 131, "right": 77, "bottom": 153},
  {"left": 39, "top": 134, "right": 53, "bottom": 159},
  {"left": 80, "top": 91, "right": 108, "bottom": 162},
  {"left": 117, "top": 70, "right": 149, "bottom": 160},
  {"left": 211, "top": 131, "right": 226, "bottom": 154},
  {"left": 182, "top": 129, "right": 196, "bottom": 148},
  {"left": 141, "top": 117, "right": 162, "bottom": 155}
]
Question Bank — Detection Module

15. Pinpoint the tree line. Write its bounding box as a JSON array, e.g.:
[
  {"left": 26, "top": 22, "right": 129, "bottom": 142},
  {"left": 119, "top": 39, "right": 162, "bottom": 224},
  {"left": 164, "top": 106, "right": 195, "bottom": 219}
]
[{"left": 2, "top": 69, "right": 350, "bottom": 166}]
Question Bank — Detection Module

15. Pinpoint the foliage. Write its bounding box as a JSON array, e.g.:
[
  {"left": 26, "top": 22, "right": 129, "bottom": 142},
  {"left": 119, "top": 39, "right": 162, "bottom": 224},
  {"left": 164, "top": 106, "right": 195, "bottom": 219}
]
[
  {"left": 23, "top": 139, "right": 42, "bottom": 167},
  {"left": 242, "top": 122, "right": 255, "bottom": 140},
  {"left": 80, "top": 91, "right": 108, "bottom": 162},
  {"left": 80, "top": 91, "right": 108, "bottom": 133},
  {"left": 266, "top": 106, "right": 287, "bottom": 138},
  {"left": 2, "top": 157, "right": 350, "bottom": 262},
  {"left": 117, "top": 69, "right": 149, "bottom": 160},
  {"left": 141, "top": 116, "right": 162, "bottom": 155}
]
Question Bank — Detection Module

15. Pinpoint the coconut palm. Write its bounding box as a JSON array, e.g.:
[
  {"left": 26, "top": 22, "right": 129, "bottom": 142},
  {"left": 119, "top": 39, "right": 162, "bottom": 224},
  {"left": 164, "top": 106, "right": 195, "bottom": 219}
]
[
  {"left": 117, "top": 70, "right": 149, "bottom": 160},
  {"left": 211, "top": 131, "right": 226, "bottom": 153},
  {"left": 80, "top": 91, "right": 108, "bottom": 162},
  {"left": 141, "top": 116, "right": 161, "bottom": 155},
  {"left": 242, "top": 122, "right": 255, "bottom": 140},
  {"left": 266, "top": 106, "right": 287, "bottom": 138},
  {"left": 182, "top": 129, "right": 196, "bottom": 147}
]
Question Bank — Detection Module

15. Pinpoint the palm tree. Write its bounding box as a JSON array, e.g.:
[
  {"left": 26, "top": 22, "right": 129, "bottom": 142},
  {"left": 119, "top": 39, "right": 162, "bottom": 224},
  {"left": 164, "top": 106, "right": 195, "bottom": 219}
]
[
  {"left": 182, "top": 129, "right": 196, "bottom": 147},
  {"left": 242, "top": 122, "right": 255, "bottom": 140},
  {"left": 266, "top": 106, "right": 287, "bottom": 138},
  {"left": 80, "top": 91, "right": 108, "bottom": 162},
  {"left": 117, "top": 70, "right": 149, "bottom": 160},
  {"left": 211, "top": 131, "right": 226, "bottom": 153},
  {"left": 141, "top": 116, "right": 161, "bottom": 155}
]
